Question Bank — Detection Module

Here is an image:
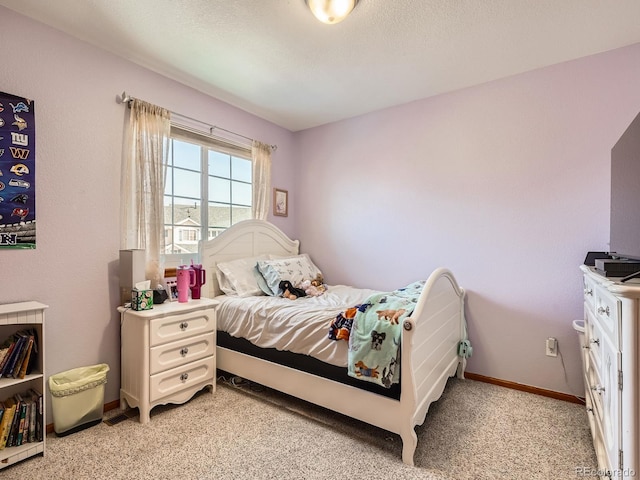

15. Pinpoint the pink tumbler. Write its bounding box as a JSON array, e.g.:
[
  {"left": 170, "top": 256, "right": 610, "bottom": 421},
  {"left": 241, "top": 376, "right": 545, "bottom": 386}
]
[{"left": 176, "top": 265, "right": 195, "bottom": 303}]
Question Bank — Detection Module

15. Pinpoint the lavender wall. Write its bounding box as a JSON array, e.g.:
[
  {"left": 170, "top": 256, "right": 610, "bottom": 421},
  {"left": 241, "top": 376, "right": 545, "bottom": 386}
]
[
  {"left": 294, "top": 43, "right": 640, "bottom": 394},
  {"left": 0, "top": 7, "right": 296, "bottom": 419},
  {"left": 2, "top": 3, "right": 640, "bottom": 415}
]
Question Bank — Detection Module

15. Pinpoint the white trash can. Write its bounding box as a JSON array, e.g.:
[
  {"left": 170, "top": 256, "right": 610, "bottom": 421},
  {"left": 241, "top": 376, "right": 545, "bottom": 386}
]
[{"left": 49, "top": 363, "right": 109, "bottom": 436}]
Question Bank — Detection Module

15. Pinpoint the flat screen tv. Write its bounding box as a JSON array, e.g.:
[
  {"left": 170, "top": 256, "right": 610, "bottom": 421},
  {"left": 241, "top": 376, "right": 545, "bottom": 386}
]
[{"left": 610, "top": 111, "right": 640, "bottom": 270}]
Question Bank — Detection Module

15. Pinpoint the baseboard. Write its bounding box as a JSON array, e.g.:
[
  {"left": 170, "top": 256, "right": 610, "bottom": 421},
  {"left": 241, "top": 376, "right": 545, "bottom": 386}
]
[
  {"left": 465, "top": 372, "right": 585, "bottom": 405},
  {"left": 46, "top": 398, "right": 121, "bottom": 435}
]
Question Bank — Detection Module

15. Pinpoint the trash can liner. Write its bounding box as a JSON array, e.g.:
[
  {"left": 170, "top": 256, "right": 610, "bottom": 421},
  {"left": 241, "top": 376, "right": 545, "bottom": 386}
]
[{"left": 49, "top": 363, "right": 109, "bottom": 397}]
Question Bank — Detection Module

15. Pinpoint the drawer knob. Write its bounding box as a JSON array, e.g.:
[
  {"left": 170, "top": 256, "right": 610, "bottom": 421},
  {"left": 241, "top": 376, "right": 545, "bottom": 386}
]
[
  {"left": 584, "top": 288, "right": 593, "bottom": 296},
  {"left": 591, "top": 385, "right": 605, "bottom": 395},
  {"left": 180, "top": 347, "right": 189, "bottom": 357},
  {"left": 180, "top": 373, "right": 189, "bottom": 382},
  {"left": 180, "top": 322, "right": 189, "bottom": 330},
  {"left": 586, "top": 407, "right": 593, "bottom": 413},
  {"left": 590, "top": 338, "right": 600, "bottom": 346},
  {"left": 597, "top": 306, "right": 610, "bottom": 317}
]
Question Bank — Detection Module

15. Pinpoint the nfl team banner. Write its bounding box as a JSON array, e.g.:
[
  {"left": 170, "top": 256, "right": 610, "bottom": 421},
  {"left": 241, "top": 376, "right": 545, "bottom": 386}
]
[{"left": 0, "top": 91, "right": 36, "bottom": 249}]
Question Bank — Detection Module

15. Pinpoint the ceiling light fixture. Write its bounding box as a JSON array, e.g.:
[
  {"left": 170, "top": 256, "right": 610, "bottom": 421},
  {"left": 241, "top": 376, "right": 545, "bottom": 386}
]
[{"left": 305, "top": 0, "right": 359, "bottom": 25}]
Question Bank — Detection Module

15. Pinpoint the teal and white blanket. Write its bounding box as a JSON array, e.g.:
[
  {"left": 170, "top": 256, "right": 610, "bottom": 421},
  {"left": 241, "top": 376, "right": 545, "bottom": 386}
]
[{"left": 347, "top": 280, "right": 425, "bottom": 388}]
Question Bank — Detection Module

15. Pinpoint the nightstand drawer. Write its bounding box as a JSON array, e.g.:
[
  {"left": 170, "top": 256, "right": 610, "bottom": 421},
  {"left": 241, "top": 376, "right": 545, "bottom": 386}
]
[
  {"left": 150, "top": 331, "right": 215, "bottom": 375},
  {"left": 150, "top": 356, "right": 215, "bottom": 402},
  {"left": 150, "top": 308, "right": 215, "bottom": 347}
]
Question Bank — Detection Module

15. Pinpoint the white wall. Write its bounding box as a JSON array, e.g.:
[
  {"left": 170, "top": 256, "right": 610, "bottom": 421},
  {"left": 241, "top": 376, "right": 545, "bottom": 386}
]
[
  {"left": 0, "top": 8, "right": 296, "bottom": 420},
  {"left": 293, "top": 43, "right": 640, "bottom": 395}
]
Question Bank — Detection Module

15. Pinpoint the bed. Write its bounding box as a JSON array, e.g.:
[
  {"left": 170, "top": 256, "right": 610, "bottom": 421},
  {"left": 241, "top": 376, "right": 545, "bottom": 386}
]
[{"left": 200, "top": 219, "right": 469, "bottom": 466}]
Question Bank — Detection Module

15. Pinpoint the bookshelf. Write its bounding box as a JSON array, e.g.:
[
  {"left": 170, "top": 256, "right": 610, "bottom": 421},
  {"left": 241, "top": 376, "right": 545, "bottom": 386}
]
[{"left": 0, "top": 301, "right": 47, "bottom": 469}]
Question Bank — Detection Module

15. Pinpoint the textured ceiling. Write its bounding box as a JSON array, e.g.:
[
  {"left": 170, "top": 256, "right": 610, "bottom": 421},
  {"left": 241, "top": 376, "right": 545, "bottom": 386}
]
[{"left": 2, "top": 0, "right": 640, "bottom": 131}]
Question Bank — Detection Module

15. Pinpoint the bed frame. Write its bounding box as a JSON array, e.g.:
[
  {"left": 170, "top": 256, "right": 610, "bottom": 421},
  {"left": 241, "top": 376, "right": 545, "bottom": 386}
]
[{"left": 201, "top": 219, "right": 468, "bottom": 466}]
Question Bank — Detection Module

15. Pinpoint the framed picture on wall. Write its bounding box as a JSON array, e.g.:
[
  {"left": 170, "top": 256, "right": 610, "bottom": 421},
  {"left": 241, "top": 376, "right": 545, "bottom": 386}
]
[{"left": 273, "top": 188, "right": 288, "bottom": 217}]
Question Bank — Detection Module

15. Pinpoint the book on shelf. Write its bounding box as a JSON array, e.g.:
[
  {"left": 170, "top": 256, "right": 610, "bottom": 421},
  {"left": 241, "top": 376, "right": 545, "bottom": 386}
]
[
  {"left": 0, "top": 389, "right": 43, "bottom": 448},
  {"left": 0, "top": 341, "right": 16, "bottom": 376},
  {"left": 0, "top": 329, "right": 38, "bottom": 379},
  {"left": 6, "top": 396, "right": 22, "bottom": 448},
  {"left": 28, "top": 389, "right": 43, "bottom": 442},
  {"left": 14, "top": 393, "right": 26, "bottom": 446},
  {"left": 27, "top": 392, "right": 36, "bottom": 443},
  {"left": 16, "top": 335, "right": 34, "bottom": 379},
  {"left": 0, "top": 347, "right": 10, "bottom": 370},
  {"left": 25, "top": 329, "right": 39, "bottom": 376},
  {"left": 0, "top": 335, "right": 26, "bottom": 378},
  {"left": 20, "top": 398, "right": 30, "bottom": 445},
  {"left": 0, "top": 397, "right": 16, "bottom": 449},
  {"left": 10, "top": 334, "right": 30, "bottom": 379}
]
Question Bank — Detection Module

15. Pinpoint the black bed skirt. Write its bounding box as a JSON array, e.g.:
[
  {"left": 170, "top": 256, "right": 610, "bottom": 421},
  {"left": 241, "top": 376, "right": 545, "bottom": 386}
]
[{"left": 217, "top": 331, "right": 401, "bottom": 400}]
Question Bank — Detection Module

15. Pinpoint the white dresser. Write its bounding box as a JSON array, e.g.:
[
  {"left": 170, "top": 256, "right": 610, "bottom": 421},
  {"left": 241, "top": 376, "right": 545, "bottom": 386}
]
[
  {"left": 580, "top": 265, "right": 638, "bottom": 478},
  {"left": 118, "top": 298, "right": 218, "bottom": 423}
]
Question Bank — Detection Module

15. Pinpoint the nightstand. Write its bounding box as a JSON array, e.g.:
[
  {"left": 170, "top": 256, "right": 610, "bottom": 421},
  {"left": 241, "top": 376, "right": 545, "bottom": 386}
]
[{"left": 118, "top": 298, "right": 218, "bottom": 423}]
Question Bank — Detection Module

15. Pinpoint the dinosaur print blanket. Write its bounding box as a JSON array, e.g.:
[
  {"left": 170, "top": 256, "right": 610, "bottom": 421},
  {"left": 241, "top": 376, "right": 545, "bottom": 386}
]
[{"left": 330, "top": 280, "right": 425, "bottom": 388}]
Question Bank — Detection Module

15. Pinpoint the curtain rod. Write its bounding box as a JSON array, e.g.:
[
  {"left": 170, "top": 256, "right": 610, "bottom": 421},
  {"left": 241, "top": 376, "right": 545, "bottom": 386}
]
[{"left": 117, "top": 91, "right": 277, "bottom": 151}]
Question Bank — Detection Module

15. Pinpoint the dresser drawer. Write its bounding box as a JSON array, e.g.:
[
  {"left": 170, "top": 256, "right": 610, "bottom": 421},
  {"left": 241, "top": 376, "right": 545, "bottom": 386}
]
[
  {"left": 594, "top": 285, "right": 620, "bottom": 347},
  {"left": 150, "top": 356, "right": 215, "bottom": 402},
  {"left": 583, "top": 275, "right": 597, "bottom": 310},
  {"left": 150, "top": 308, "right": 215, "bottom": 347},
  {"left": 150, "top": 331, "right": 215, "bottom": 375},
  {"left": 586, "top": 358, "right": 604, "bottom": 425},
  {"left": 585, "top": 308, "right": 602, "bottom": 372}
]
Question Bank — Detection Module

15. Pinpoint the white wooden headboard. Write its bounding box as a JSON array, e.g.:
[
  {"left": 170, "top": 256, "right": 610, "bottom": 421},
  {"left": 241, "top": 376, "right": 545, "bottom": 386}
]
[{"left": 199, "top": 219, "right": 300, "bottom": 298}]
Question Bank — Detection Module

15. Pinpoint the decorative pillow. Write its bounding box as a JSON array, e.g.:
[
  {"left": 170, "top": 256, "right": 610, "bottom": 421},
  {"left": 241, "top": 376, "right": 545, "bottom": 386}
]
[
  {"left": 216, "top": 255, "right": 270, "bottom": 297},
  {"left": 253, "top": 266, "right": 272, "bottom": 296},
  {"left": 257, "top": 254, "right": 322, "bottom": 296}
]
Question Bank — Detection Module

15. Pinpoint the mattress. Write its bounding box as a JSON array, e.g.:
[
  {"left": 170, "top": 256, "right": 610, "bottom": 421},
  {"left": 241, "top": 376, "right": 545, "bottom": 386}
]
[{"left": 215, "top": 284, "right": 380, "bottom": 367}]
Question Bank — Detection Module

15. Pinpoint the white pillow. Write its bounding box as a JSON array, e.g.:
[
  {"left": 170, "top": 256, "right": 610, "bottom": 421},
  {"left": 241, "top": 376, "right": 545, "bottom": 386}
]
[
  {"left": 216, "top": 255, "right": 269, "bottom": 297},
  {"left": 257, "top": 254, "right": 322, "bottom": 296}
]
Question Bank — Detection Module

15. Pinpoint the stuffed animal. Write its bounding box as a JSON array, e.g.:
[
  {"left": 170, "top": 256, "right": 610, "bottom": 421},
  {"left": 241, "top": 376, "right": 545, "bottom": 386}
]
[
  {"left": 278, "top": 280, "right": 306, "bottom": 300},
  {"left": 300, "top": 274, "right": 327, "bottom": 297}
]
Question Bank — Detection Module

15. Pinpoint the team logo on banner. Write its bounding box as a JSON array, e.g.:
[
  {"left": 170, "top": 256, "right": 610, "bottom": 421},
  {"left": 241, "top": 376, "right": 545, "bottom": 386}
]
[{"left": 0, "top": 91, "right": 36, "bottom": 249}]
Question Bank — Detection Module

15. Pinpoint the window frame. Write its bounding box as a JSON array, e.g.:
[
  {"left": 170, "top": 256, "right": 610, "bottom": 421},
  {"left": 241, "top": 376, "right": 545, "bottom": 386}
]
[{"left": 163, "top": 125, "right": 253, "bottom": 268}]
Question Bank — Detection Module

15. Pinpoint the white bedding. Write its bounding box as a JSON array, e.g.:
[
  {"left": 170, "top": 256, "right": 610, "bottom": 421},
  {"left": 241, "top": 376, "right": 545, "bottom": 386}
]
[{"left": 216, "top": 285, "right": 380, "bottom": 367}]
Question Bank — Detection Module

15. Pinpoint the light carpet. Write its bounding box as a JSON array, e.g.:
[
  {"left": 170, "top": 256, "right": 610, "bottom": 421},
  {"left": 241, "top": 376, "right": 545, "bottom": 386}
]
[{"left": 3, "top": 377, "right": 597, "bottom": 479}]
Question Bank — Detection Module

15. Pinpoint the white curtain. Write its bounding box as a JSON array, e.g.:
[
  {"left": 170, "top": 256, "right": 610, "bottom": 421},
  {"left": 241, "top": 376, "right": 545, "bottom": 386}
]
[
  {"left": 251, "top": 140, "right": 272, "bottom": 220},
  {"left": 120, "top": 98, "right": 171, "bottom": 286}
]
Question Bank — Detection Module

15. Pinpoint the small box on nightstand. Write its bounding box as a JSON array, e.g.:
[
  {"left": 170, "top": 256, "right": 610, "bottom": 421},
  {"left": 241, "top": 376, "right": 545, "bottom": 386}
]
[{"left": 131, "top": 289, "right": 153, "bottom": 311}]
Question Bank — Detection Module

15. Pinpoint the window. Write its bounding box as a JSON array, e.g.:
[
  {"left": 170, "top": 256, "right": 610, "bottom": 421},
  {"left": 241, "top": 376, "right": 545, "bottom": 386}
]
[{"left": 163, "top": 126, "right": 252, "bottom": 265}]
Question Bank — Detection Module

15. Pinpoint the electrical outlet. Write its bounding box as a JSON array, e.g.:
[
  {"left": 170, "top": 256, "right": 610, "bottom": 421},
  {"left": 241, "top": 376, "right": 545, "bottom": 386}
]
[{"left": 546, "top": 337, "right": 558, "bottom": 357}]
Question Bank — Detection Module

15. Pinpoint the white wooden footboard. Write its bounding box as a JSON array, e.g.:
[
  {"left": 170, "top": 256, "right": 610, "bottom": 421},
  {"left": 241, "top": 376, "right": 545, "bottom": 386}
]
[{"left": 398, "top": 267, "right": 467, "bottom": 465}]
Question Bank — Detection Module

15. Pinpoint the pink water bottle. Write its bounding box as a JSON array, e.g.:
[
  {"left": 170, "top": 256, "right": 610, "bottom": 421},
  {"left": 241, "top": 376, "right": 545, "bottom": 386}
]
[{"left": 176, "top": 265, "right": 195, "bottom": 303}]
